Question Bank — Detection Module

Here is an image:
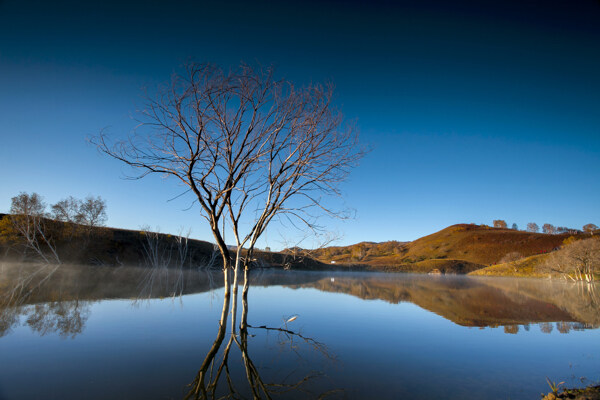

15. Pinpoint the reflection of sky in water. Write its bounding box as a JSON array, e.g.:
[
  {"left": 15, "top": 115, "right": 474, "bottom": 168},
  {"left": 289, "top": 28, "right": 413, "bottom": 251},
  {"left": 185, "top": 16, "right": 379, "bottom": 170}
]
[{"left": 0, "top": 273, "right": 598, "bottom": 399}]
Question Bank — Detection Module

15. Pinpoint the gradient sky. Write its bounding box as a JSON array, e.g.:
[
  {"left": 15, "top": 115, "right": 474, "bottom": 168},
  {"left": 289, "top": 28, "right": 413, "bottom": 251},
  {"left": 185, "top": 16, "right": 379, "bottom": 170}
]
[{"left": 1, "top": 0, "right": 599, "bottom": 249}]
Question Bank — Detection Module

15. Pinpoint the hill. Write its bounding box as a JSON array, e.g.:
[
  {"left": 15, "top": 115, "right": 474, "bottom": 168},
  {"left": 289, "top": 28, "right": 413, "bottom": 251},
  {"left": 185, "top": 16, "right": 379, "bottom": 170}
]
[
  {"left": 468, "top": 253, "right": 552, "bottom": 278},
  {"left": 1, "top": 214, "right": 592, "bottom": 276},
  {"left": 310, "top": 224, "right": 580, "bottom": 273},
  {"left": 470, "top": 235, "right": 600, "bottom": 279},
  {"left": 0, "top": 214, "right": 324, "bottom": 269}
]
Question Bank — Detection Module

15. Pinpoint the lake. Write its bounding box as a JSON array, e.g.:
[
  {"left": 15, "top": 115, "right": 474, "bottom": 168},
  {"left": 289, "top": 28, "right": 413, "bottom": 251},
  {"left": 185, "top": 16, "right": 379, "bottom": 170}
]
[{"left": 0, "top": 263, "right": 598, "bottom": 399}]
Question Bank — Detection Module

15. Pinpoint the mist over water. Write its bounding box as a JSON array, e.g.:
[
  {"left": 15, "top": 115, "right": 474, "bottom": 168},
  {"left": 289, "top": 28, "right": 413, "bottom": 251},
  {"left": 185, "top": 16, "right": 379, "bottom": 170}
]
[{"left": 0, "top": 263, "right": 598, "bottom": 399}]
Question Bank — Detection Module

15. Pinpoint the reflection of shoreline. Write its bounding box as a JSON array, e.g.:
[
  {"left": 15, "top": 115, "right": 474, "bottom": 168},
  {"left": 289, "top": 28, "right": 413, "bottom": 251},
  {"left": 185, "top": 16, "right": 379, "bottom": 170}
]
[
  {"left": 0, "top": 263, "right": 329, "bottom": 339},
  {"left": 0, "top": 263, "right": 330, "bottom": 305},
  {"left": 1, "top": 262, "right": 339, "bottom": 398},
  {"left": 1, "top": 263, "right": 598, "bottom": 339},
  {"left": 288, "top": 274, "right": 600, "bottom": 329},
  {"left": 0, "top": 263, "right": 222, "bottom": 303}
]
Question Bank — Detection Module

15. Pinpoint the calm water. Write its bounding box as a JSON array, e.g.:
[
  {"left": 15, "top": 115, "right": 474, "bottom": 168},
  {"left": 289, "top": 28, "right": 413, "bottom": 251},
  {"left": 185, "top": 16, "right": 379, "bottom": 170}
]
[{"left": 0, "top": 263, "right": 599, "bottom": 399}]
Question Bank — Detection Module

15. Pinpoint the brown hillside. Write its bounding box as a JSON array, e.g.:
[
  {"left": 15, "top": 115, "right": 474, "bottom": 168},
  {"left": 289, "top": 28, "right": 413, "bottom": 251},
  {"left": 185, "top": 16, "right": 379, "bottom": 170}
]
[
  {"left": 312, "top": 224, "right": 578, "bottom": 269},
  {"left": 401, "top": 224, "right": 571, "bottom": 265},
  {"left": 469, "top": 253, "right": 551, "bottom": 278},
  {"left": 0, "top": 214, "right": 323, "bottom": 269},
  {"left": 470, "top": 236, "right": 600, "bottom": 279}
]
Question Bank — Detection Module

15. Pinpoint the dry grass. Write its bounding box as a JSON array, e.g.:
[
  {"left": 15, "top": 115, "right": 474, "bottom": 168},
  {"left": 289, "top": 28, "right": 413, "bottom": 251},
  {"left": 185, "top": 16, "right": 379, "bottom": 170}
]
[
  {"left": 468, "top": 253, "right": 552, "bottom": 278},
  {"left": 401, "top": 224, "right": 568, "bottom": 265},
  {"left": 312, "top": 224, "right": 576, "bottom": 271}
]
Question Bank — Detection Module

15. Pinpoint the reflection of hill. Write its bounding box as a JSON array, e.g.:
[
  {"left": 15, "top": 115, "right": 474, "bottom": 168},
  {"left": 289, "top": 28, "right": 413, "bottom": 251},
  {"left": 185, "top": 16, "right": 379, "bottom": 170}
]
[
  {"left": 0, "top": 264, "right": 334, "bottom": 303},
  {"left": 2, "top": 264, "right": 598, "bottom": 336},
  {"left": 0, "top": 263, "right": 217, "bottom": 303},
  {"left": 290, "top": 274, "right": 600, "bottom": 328},
  {"left": 0, "top": 263, "right": 328, "bottom": 337},
  {"left": 0, "top": 263, "right": 220, "bottom": 337},
  {"left": 472, "top": 277, "right": 600, "bottom": 326}
]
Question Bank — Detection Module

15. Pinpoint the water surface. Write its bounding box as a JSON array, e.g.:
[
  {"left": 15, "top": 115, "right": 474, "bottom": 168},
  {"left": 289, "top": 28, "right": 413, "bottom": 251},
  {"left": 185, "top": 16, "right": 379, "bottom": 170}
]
[{"left": 0, "top": 263, "right": 598, "bottom": 399}]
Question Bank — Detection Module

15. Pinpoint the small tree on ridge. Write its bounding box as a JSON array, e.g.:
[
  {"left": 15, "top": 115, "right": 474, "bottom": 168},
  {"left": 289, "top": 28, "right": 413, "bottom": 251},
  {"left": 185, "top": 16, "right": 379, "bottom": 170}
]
[
  {"left": 527, "top": 222, "right": 539, "bottom": 233},
  {"left": 493, "top": 220, "right": 507, "bottom": 229},
  {"left": 583, "top": 223, "right": 598, "bottom": 234},
  {"left": 542, "top": 223, "right": 556, "bottom": 234}
]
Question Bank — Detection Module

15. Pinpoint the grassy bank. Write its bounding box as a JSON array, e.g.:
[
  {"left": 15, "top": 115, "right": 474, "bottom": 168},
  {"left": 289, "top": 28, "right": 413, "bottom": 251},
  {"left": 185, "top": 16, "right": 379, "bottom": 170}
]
[
  {"left": 468, "top": 253, "right": 552, "bottom": 278},
  {"left": 542, "top": 384, "right": 600, "bottom": 400}
]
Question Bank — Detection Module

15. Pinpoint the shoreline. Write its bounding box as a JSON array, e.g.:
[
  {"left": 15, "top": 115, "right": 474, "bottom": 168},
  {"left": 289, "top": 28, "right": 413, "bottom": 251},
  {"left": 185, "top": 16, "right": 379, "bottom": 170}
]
[{"left": 542, "top": 384, "right": 600, "bottom": 400}]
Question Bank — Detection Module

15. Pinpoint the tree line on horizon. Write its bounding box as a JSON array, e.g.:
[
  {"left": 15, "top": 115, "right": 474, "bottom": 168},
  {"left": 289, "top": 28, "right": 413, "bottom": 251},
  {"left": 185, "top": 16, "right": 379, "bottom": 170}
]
[
  {"left": 0, "top": 192, "right": 107, "bottom": 263},
  {"left": 2, "top": 192, "right": 107, "bottom": 227},
  {"left": 492, "top": 220, "right": 597, "bottom": 235}
]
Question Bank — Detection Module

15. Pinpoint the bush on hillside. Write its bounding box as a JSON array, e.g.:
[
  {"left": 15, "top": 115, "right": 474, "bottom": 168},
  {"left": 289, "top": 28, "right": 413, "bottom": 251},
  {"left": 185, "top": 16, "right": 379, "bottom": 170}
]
[{"left": 499, "top": 251, "right": 523, "bottom": 264}]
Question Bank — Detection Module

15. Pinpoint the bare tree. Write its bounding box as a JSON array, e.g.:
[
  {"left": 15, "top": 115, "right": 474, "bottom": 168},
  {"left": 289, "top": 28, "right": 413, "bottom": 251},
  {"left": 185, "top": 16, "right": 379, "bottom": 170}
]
[
  {"left": 51, "top": 196, "right": 81, "bottom": 223},
  {"left": 527, "top": 222, "right": 539, "bottom": 233},
  {"left": 279, "top": 231, "right": 340, "bottom": 270},
  {"left": 138, "top": 226, "right": 173, "bottom": 270},
  {"left": 544, "top": 238, "right": 600, "bottom": 282},
  {"left": 493, "top": 220, "right": 507, "bottom": 229},
  {"left": 92, "top": 62, "right": 363, "bottom": 274},
  {"left": 51, "top": 195, "right": 107, "bottom": 227},
  {"left": 11, "top": 192, "right": 46, "bottom": 216},
  {"left": 8, "top": 192, "right": 60, "bottom": 264},
  {"left": 78, "top": 196, "right": 107, "bottom": 228},
  {"left": 542, "top": 223, "right": 556, "bottom": 234}
]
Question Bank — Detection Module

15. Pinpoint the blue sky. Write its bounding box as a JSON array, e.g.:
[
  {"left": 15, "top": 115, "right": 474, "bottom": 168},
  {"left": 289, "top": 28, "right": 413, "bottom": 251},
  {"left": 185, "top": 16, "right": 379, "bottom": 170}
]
[{"left": 1, "top": 0, "right": 599, "bottom": 249}]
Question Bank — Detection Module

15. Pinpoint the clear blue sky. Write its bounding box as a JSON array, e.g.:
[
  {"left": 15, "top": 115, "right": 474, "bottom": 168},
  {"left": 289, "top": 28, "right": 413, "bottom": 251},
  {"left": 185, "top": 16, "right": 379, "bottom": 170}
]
[{"left": 1, "top": 0, "right": 599, "bottom": 249}]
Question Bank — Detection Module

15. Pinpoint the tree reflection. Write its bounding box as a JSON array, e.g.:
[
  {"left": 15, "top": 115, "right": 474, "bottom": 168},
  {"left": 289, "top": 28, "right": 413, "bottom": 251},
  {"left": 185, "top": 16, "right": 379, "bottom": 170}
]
[
  {"left": 185, "top": 268, "right": 336, "bottom": 400},
  {"left": 0, "top": 262, "right": 90, "bottom": 338},
  {"left": 1, "top": 299, "right": 90, "bottom": 339},
  {"left": 539, "top": 322, "right": 554, "bottom": 334},
  {"left": 25, "top": 301, "right": 89, "bottom": 338},
  {"left": 503, "top": 325, "right": 519, "bottom": 334},
  {"left": 0, "top": 261, "right": 221, "bottom": 338}
]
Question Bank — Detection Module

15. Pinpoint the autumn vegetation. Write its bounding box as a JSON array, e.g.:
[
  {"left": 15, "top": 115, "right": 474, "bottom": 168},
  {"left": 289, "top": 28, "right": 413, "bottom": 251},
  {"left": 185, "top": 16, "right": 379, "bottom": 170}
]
[
  {"left": 308, "top": 222, "right": 599, "bottom": 279},
  {"left": 1, "top": 195, "right": 598, "bottom": 280},
  {"left": 0, "top": 192, "right": 324, "bottom": 270},
  {"left": 0, "top": 193, "right": 109, "bottom": 263}
]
